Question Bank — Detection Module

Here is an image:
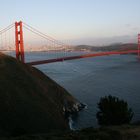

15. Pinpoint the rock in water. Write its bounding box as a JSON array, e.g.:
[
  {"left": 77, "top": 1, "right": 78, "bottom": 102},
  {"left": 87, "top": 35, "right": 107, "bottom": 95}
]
[{"left": 0, "top": 53, "right": 81, "bottom": 136}]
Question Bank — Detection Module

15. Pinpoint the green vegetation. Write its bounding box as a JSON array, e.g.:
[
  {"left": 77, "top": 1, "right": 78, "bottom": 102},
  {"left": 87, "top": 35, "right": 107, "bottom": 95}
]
[{"left": 96, "top": 95, "right": 134, "bottom": 125}]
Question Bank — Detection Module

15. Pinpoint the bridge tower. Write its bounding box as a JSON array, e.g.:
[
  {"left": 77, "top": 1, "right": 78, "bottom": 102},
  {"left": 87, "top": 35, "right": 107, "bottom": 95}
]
[
  {"left": 15, "top": 21, "right": 25, "bottom": 63},
  {"left": 138, "top": 34, "right": 140, "bottom": 57}
]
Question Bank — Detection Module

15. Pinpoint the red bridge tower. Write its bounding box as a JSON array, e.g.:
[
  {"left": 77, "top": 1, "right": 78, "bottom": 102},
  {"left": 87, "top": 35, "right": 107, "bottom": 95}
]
[
  {"left": 15, "top": 21, "right": 25, "bottom": 63},
  {"left": 138, "top": 34, "right": 140, "bottom": 57}
]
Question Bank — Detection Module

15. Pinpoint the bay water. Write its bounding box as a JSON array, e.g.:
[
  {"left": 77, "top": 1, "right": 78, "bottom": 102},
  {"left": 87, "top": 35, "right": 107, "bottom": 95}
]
[{"left": 26, "top": 52, "right": 140, "bottom": 129}]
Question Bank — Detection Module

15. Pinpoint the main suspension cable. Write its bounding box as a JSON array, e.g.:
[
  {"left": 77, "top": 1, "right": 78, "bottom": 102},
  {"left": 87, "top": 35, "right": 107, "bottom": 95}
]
[
  {"left": 23, "top": 22, "right": 66, "bottom": 46},
  {"left": 0, "top": 23, "right": 14, "bottom": 35}
]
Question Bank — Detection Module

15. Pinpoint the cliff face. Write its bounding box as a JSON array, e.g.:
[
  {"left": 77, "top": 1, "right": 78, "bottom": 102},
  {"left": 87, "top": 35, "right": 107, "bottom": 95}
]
[{"left": 0, "top": 53, "right": 81, "bottom": 136}]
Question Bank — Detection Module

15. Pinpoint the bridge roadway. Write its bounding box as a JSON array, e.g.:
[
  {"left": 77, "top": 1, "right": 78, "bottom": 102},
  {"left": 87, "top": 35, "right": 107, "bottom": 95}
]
[{"left": 26, "top": 50, "right": 139, "bottom": 65}]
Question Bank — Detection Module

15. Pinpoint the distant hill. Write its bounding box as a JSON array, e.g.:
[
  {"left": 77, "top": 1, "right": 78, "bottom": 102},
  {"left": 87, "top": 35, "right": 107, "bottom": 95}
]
[
  {"left": 0, "top": 53, "right": 82, "bottom": 136},
  {"left": 74, "top": 43, "right": 138, "bottom": 52}
]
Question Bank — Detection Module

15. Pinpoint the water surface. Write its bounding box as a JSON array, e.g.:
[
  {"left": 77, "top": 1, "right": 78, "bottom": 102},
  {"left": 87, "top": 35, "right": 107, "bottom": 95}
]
[{"left": 26, "top": 52, "right": 140, "bottom": 129}]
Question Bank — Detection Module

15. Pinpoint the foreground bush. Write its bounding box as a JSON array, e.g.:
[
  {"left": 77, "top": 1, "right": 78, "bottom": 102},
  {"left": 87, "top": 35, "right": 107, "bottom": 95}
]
[{"left": 96, "top": 95, "right": 133, "bottom": 125}]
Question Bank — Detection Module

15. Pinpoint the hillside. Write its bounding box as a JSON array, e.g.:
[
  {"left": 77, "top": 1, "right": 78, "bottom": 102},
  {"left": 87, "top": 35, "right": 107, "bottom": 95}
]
[
  {"left": 74, "top": 43, "right": 137, "bottom": 52},
  {"left": 0, "top": 53, "right": 82, "bottom": 136},
  {"left": 2, "top": 125, "right": 140, "bottom": 140}
]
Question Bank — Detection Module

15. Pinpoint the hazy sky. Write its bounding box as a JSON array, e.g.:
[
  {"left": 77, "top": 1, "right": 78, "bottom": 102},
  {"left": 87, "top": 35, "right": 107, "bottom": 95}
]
[{"left": 0, "top": 0, "right": 140, "bottom": 45}]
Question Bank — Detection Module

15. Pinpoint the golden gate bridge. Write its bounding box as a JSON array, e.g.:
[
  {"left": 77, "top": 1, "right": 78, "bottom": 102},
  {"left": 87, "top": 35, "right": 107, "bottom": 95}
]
[{"left": 0, "top": 21, "right": 140, "bottom": 65}]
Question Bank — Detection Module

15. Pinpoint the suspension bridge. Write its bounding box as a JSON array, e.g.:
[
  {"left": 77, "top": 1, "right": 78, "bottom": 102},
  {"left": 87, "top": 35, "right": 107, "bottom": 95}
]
[{"left": 0, "top": 21, "right": 140, "bottom": 65}]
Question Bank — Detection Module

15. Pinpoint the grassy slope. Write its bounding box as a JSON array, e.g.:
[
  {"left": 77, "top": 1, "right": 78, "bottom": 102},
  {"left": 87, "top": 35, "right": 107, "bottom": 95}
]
[
  {"left": 0, "top": 53, "right": 79, "bottom": 136},
  {"left": 1, "top": 125, "right": 140, "bottom": 140}
]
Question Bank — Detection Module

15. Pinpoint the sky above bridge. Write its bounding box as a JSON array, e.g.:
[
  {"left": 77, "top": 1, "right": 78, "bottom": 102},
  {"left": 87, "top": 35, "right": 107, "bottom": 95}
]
[{"left": 0, "top": 0, "right": 140, "bottom": 45}]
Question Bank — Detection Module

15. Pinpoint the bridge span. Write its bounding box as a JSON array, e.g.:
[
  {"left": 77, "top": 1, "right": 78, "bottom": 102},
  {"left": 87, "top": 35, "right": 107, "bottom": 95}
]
[
  {"left": 27, "top": 50, "right": 139, "bottom": 65},
  {"left": 0, "top": 21, "right": 140, "bottom": 65}
]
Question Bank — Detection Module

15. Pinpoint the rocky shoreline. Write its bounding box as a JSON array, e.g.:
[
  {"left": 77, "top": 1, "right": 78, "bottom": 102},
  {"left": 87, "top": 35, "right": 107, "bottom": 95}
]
[{"left": 64, "top": 102, "right": 87, "bottom": 130}]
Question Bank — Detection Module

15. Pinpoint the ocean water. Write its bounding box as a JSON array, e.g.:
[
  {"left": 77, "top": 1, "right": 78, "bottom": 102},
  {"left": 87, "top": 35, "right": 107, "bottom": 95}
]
[{"left": 25, "top": 52, "right": 140, "bottom": 129}]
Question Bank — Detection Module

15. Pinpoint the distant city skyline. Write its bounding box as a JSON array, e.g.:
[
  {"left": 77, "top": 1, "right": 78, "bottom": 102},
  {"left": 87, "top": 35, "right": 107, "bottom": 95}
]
[{"left": 0, "top": 0, "right": 140, "bottom": 45}]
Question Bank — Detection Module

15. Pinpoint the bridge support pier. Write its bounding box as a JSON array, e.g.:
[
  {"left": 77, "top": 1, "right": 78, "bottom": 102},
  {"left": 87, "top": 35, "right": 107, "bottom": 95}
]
[{"left": 15, "top": 21, "right": 25, "bottom": 63}]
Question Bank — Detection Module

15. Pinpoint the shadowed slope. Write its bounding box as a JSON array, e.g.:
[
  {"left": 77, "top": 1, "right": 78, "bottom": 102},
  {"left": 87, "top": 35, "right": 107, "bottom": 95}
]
[{"left": 0, "top": 53, "right": 80, "bottom": 136}]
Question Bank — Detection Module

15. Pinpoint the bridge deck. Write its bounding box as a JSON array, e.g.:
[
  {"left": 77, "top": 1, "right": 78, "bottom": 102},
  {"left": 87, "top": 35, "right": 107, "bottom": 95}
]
[{"left": 26, "top": 50, "right": 138, "bottom": 65}]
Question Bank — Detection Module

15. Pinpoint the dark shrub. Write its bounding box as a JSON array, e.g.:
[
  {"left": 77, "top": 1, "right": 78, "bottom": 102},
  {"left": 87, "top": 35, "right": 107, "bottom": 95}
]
[{"left": 96, "top": 95, "right": 133, "bottom": 125}]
